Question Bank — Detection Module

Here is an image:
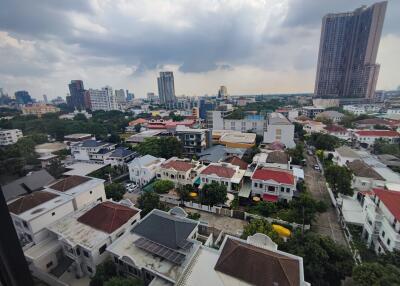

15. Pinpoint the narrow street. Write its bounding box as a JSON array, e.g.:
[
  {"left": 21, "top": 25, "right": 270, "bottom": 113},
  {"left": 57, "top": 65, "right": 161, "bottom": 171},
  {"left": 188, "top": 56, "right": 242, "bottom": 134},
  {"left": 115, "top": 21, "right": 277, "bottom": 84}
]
[{"left": 304, "top": 154, "right": 347, "bottom": 246}]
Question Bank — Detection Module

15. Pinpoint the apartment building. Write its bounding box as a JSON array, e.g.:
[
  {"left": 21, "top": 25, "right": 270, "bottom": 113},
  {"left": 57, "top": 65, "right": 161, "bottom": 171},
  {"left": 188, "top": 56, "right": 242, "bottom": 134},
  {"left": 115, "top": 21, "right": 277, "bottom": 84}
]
[
  {"left": 362, "top": 189, "right": 400, "bottom": 254},
  {"left": 88, "top": 86, "right": 118, "bottom": 111},
  {"left": 175, "top": 125, "right": 211, "bottom": 156},
  {"left": 199, "top": 162, "right": 246, "bottom": 193},
  {"left": 301, "top": 106, "right": 325, "bottom": 119},
  {"left": 251, "top": 167, "right": 296, "bottom": 202},
  {"left": 21, "top": 104, "right": 60, "bottom": 117},
  {"left": 129, "top": 155, "right": 166, "bottom": 186},
  {"left": 223, "top": 114, "right": 266, "bottom": 135},
  {"left": 263, "top": 112, "right": 295, "bottom": 148},
  {"left": 70, "top": 139, "right": 116, "bottom": 162},
  {"left": 0, "top": 128, "right": 23, "bottom": 145},
  {"left": 156, "top": 157, "right": 204, "bottom": 186}
]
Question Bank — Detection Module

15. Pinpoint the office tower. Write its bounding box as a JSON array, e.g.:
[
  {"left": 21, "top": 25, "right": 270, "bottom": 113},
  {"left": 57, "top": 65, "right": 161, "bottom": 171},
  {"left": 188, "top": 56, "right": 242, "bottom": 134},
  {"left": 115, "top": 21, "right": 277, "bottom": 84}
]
[
  {"left": 0, "top": 189, "right": 34, "bottom": 286},
  {"left": 115, "top": 89, "right": 126, "bottom": 104},
  {"left": 126, "top": 89, "right": 134, "bottom": 102},
  {"left": 314, "top": 2, "right": 387, "bottom": 100},
  {"left": 157, "top": 71, "right": 176, "bottom": 106},
  {"left": 14, "top": 90, "right": 32, "bottom": 104},
  {"left": 147, "top": 92, "right": 157, "bottom": 102},
  {"left": 218, "top": 86, "right": 228, "bottom": 99},
  {"left": 199, "top": 98, "right": 216, "bottom": 120},
  {"left": 68, "top": 80, "right": 86, "bottom": 109},
  {"left": 42, "top": 94, "right": 48, "bottom": 104},
  {"left": 88, "top": 86, "right": 117, "bottom": 111}
]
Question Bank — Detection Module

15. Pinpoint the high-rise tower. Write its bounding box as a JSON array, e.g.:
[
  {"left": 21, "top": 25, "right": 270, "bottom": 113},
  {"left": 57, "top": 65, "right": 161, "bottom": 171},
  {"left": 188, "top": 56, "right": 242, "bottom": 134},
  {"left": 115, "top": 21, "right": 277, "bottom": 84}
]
[
  {"left": 157, "top": 72, "right": 176, "bottom": 106},
  {"left": 314, "top": 2, "right": 387, "bottom": 100}
]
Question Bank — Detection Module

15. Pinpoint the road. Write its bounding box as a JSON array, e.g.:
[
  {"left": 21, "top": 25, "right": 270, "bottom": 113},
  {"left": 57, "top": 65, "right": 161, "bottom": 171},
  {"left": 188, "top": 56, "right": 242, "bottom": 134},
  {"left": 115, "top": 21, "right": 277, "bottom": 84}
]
[{"left": 304, "top": 154, "right": 347, "bottom": 246}]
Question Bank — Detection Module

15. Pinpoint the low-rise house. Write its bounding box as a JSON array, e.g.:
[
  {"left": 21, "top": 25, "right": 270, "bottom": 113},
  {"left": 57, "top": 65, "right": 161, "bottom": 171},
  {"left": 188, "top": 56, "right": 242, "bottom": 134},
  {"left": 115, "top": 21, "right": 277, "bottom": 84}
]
[
  {"left": 223, "top": 156, "right": 248, "bottom": 170},
  {"left": 362, "top": 189, "right": 400, "bottom": 253},
  {"left": 25, "top": 201, "right": 141, "bottom": 279},
  {"left": 222, "top": 114, "right": 266, "bottom": 135},
  {"left": 8, "top": 190, "right": 75, "bottom": 245},
  {"left": 333, "top": 146, "right": 361, "bottom": 166},
  {"left": 212, "top": 130, "right": 256, "bottom": 149},
  {"left": 315, "top": 110, "right": 345, "bottom": 123},
  {"left": 303, "top": 120, "right": 326, "bottom": 134},
  {"left": 64, "top": 133, "right": 93, "bottom": 145},
  {"left": 323, "top": 125, "right": 350, "bottom": 140},
  {"left": 343, "top": 104, "right": 381, "bottom": 115},
  {"left": 1, "top": 169, "right": 55, "bottom": 202},
  {"left": 263, "top": 112, "right": 295, "bottom": 148},
  {"left": 198, "top": 145, "right": 246, "bottom": 164},
  {"left": 175, "top": 125, "right": 211, "bottom": 156},
  {"left": 199, "top": 162, "right": 246, "bottom": 193},
  {"left": 354, "top": 118, "right": 400, "bottom": 130},
  {"left": 0, "top": 128, "right": 23, "bottom": 145},
  {"left": 70, "top": 139, "right": 116, "bottom": 162},
  {"left": 347, "top": 160, "right": 385, "bottom": 191},
  {"left": 301, "top": 106, "right": 325, "bottom": 119},
  {"left": 156, "top": 157, "right": 204, "bottom": 186},
  {"left": 263, "top": 151, "right": 291, "bottom": 170},
  {"left": 251, "top": 167, "right": 296, "bottom": 202},
  {"left": 104, "top": 147, "right": 137, "bottom": 166},
  {"left": 47, "top": 175, "right": 106, "bottom": 211},
  {"left": 107, "top": 209, "right": 201, "bottom": 285},
  {"left": 177, "top": 234, "right": 310, "bottom": 286},
  {"left": 129, "top": 155, "right": 166, "bottom": 186},
  {"left": 354, "top": 130, "right": 400, "bottom": 147}
]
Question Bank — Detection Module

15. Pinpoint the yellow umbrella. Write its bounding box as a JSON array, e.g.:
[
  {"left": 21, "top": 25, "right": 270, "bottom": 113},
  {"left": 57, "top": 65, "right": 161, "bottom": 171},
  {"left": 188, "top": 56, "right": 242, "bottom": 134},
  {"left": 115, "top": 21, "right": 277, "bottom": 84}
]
[{"left": 272, "top": 224, "right": 291, "bottom": 237}]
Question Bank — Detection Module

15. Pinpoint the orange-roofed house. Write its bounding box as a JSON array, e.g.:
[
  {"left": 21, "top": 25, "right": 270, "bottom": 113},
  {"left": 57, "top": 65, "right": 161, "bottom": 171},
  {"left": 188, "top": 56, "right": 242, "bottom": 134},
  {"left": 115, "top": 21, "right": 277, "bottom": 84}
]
[
  {"left": 156, "top": 157, "right": 205, "bottom": 186},
  {"left": 199, "top": 162, "right": 246, "bottom": 193},
  {"left": 354, "top": 130, "right": 400, "bottom": 147},
  {"left": 251, "top": 167, "right": 296, "bottom": 202}
]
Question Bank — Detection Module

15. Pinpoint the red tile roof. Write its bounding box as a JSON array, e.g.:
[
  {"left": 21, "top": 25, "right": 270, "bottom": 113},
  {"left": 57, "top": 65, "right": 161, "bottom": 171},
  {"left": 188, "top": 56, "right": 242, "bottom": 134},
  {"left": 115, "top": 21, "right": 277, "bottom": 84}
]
[
  {"left": 129, "top": 118, "right": 148, "bottom": 126},
  {"left": 373, "top": 188, "right": 400, "bottom": 221},
  {"left": 355, "top": 130, "right": 400, "bottom": 137},
  {"left": 161, "top": 160, "right": 195, "bottom": 172},
  {"left": 252, "top": 168, "right": 294, "bottom": 185},
  {"left": 77, "top": 201, "right": 139, "bottom": 233},
  {"left": 201, "top": 165, "right": 236, "bottom": 178},
  {"left": 224, "top": 156, "right": 248, "bottom": 170},
  {"left": 49, "top": 176, "right": 91, "bottom": 192},
  {"left": 8, "top": 191, "right": 59, "bottom": 215},
  {"left": 324, "top": 125, "right": 347, "bottom": 133}
]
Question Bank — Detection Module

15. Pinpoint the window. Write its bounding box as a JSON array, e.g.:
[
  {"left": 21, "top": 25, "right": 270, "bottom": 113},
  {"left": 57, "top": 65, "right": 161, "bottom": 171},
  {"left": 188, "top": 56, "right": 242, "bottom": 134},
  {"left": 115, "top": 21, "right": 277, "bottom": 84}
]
[
  {"left": 381, "top": 231, "right": 385, "bottom": 238},
  {"left": 280, "top": 187, "right": 284, "bottom": 192},
  {"left": 387, "top": 239, "right": 391, "bottom": 246},
  {"left": 76, "top": 247, "right": 81, "bottom": 256},
  {"left": 117, "top": 231, "right": 125, "bottom": 237},
  {"left": 259, "top": 183, "right": 263, "bottom": 188},
  {"left": 83, "top": 250, "right": 90, "bottom": 258},
  {"left": 87, "top": 266, "right": 93, "bottom": 273},
  {"left": 114, "top": 257, "right": 119, "bottom": 263},
  {"left": 52, "top": 212, "right": 55, "bottom": 216},
  {"left": 46, "top": 261, "right": 53, "bottom": 269},
  {"left": 286, "top": 188, "right": 290, "bottom": 193},
  {"left": 99, "top": 244, "right": 107, "bottom": 254},
  {"left": 23, "top": 221, "right": 28, "bottom": 229},
  {"left": 131, "top": 219, "right": 137, "bottom": 225},
  {"left": 157, "top": 174, "right": 161, "bottom": 178},
  {"left": 254, "top": 183, "right": 258, "bottom": 188},
  {"left": 97, "top": 197, "right": 103, "bottom": 202},
  {"left": 90, "top": 191, "right": 93, "bottom": 194}
]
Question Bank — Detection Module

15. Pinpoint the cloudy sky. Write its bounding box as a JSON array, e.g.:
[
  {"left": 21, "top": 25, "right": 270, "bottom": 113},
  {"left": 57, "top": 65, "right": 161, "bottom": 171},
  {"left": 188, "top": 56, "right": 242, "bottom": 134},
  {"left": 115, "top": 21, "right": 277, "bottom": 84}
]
[{"left": 0, "top": 0, "right": 399, "bottom": 100}]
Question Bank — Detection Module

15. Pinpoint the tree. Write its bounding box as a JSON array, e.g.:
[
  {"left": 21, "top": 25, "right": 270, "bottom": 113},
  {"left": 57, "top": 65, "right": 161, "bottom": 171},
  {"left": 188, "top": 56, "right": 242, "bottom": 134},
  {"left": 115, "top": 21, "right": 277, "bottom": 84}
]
[
  {"left": 74, "top": 113, "right": 88, "bottom": 121},
  {"left": 287, "top": 193, "right": 327, "bottom": 225},
  {"left": 153, "top": 180, "right": 174, "bottom": 194},
  {"left": 281, "top": 231, "right": 354, "bottom": 286},
  {"left": 294, "top": 122, "right": 306, "bottom": 140},
  {"left": 187, "top": 212, "right": 201, "bottom": 220},
  {"left": 307, "top": 133, "right": 340, "bottom": 151},
  {"left": 105, "top": 183, "right": 125, "bottom": 201},
  {"left": 136, "top": 137, "right": 183, "bottom": 159},
  {"left": 137, "top": 191, "right": 162, "bottom": 217},
  {"left": 108, "top": 133, "right": 121, "bottom": 144},
  {"left": 176, "top": 184, "right": 193, "bottom": 203},
  {"left": 199, "top": 182, "right": 227, "bottom": 206},
  {"left": 104, "top": 277, "right": 143, "bottom": 286},
  {"left": 249, "top": 201, "right": 278, "bottom": 217},
  {"left": 325, "top": 165, "right": 354, "bottom": 196},
  {"left": 353, "top": 263, "right": 400, "bottom": 286},
  {"left": 241, "top": 218, "right": 282, "bottom": 245},
  {"left": 90, "top": 260, "right": 117, "bottom": 286},
  {"left": 45, "top": 159, "right": 65, "bottom": 179},
  {"left": 286, "top": 143, "right": 304, "bottom": 165}
]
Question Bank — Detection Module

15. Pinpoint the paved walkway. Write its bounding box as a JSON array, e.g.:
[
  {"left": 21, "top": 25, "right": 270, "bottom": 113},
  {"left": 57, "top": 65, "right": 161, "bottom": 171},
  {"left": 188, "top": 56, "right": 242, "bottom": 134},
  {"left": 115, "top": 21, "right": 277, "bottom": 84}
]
[{"left": 304, "top": 154, "right": 347, "bottom": 246}]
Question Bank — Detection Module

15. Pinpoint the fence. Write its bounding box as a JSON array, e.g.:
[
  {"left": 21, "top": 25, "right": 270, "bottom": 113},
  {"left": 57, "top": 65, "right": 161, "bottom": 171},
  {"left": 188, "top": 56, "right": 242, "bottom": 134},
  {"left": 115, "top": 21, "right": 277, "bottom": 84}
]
[{"left": 244, "top": 212, "right": 310, "bottom": 231}]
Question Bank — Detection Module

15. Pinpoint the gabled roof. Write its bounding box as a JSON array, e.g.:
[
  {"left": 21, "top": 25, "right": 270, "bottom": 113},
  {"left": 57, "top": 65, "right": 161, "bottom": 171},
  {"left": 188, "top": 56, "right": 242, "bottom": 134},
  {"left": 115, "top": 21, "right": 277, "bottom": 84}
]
[
  {"left": 252, "top": 168, "right": 294, "bottom": 185},
  {"left": 214, "top": 238, "right": 300, "bottom": 286},
  {"left": 77, "top": 201, "right": 139, "bottom": 233},
  {"left": 2, "top": 170, "right": 55, "bottom": 201},
  {"left": 324, "top": 125, "right": 347, "bottom": 133},
  {"left": 355, "top": 130, "right": 400, "bottom": 137},
  {"left": 161, "top": 160, "right": 195, "bottom": 172},
  {"left": 49, "top": 176, "right": 91, "bottom": 192},
  {"left": 8, "top": 191, "right": 59, "bottom": 215},
  {"left": 224, "top": 156, "right": 248, "bottom": 170},
  {"left": 108, "top": 148, "right": 135, "bottom": 158},
  {"left": 373, "top": 189, "right": 400, "bottom": 221},
  {"left": 201, "top": 164, "right": 236, "bottom": 178},
  {"left": 346, "top": 160, "right": 384, "bottom": 180},
  {"left": 266, "top": 151, "right": 289, "bottom": 164},
  {"left": 132, "top": 209, "right": 197, "bottom": 250}
]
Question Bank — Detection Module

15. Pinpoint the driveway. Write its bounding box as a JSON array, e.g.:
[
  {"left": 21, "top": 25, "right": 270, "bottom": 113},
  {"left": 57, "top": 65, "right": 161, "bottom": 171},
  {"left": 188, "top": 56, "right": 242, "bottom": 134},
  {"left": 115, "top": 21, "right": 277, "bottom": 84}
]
[{"left": 304, "top": 154, "right": 347, "bottom": 246}]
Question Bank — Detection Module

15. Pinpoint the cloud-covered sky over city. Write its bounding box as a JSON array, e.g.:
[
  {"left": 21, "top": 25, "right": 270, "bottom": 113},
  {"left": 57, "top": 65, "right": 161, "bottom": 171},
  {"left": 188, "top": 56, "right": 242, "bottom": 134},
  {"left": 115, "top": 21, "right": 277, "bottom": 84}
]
[{"left": 0, "top": 0, "right": 399, "bottom": 99}]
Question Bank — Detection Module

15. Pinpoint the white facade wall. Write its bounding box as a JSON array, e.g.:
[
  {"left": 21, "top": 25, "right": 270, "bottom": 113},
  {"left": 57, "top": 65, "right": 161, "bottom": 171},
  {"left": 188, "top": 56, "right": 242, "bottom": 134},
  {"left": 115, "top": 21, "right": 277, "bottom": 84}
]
[
  {"left": 89, "top": 86, "right": 118, "bottom": 111},
  {"left": 199, "top": 174, "right": 235, "bottom": 192},
  {"left": 355, "top": 135, "right": 400, "bottom": 146},
  {"left": 0, "top": 129, "right": 23, "bottom": 145},
  {"left": 251, "top": 179, "right": 295, "bottom": 202},
  {"left": 72, "top": 184, "right": 106, "bottom": 211},
  {"left": 223, "top": 118, "right": 265, "bottom": 135},
  {"left": 263, "top": 124, "right": 295, "bottom": 148},
  {"left": 352, "top": 176, "right": 385, "bottom": 191},
  {"left": 129, "top": 159, "right": 165, "bottom": 186},
  {"left": 156, "top": 169, "right": 193, "bottom": 186}
]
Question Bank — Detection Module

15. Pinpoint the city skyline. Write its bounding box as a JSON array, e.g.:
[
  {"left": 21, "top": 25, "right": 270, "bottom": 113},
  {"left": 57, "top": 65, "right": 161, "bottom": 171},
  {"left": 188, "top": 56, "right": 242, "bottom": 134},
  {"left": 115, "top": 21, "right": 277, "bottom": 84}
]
[{"left": 0, "top": 0, "right": 400, "bottom": 99}]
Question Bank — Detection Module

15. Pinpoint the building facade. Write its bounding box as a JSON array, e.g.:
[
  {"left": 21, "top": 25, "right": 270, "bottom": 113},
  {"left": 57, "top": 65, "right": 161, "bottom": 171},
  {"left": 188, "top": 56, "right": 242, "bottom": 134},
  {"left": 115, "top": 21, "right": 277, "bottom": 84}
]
[
  {"left": 88, "top": 86, "right": 118, "bottom": 111},
  {"left": 67, "top": 80, "right": 86, "bottom": 109},
  {"left": 0, "top": 129, "right": 23, "bottom": 145},
  {"left": 129, "top": 155, "right": 166, "bottom": 186},
  {"left": 175, "top": 126, "right": 211, "bottom": 156},
  {"left": 157, "top": 71, "right": 176, "bottom": 106}
]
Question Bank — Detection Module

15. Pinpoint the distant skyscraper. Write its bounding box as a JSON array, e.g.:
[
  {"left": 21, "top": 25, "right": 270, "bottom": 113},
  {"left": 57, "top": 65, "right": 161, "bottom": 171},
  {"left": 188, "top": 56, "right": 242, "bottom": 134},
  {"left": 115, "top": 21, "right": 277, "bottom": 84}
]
[
  {"left": 314, "top": 2, "right": 387, "bottom": 100},
  {"left": 68, "top": 80, "right": 86, "bottom": 109},
  {"left": 126, "top": 89, "right": 134, "bottom": 102},
  {"left": 157, "top": 71, "right": 176, "bottom": 106},
  {"left": 14, "top": 90, "right": 32, "bottom": 104},
  {"left": 42, "top": 94, "right": 48, "bottom": 104},
  {"left": 218, "top": 86, "right": 228, "bottom": 99},
  {"left": 88, "top": 86, "right": 117, "bottom": 111},
  {"left": 115, "top": 89, "right": 126, "bottom": 104}
]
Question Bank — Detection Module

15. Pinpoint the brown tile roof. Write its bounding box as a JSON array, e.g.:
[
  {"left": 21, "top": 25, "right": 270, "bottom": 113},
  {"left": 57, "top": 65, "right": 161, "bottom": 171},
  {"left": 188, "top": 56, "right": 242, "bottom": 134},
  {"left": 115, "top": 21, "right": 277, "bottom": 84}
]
[
  {"left": 161, "top": 160, "right": 195, "bottom": 172},
  {"left": 201, "top": 164, "right": 236, "bottom": 178},
  {"left": 8, "top": 191, "right": 59, "bottom": 215},
  {"left": 324, "top": 124, "right": 347, "bottom": 133},
  {"left": 77, "top": 201, "right": 139, "bottom": 233},
  {"left": 266, "top": 151, "right": 289, "bottom": 164},
  {"left": 346, "top": 160, "right": 384, "bottom": 180},
  {"left": 224, "top": 156, "right": 248, "bottom": 170},
  {"left": 49, "top": 176, "right": 91, "bottom": 192},
  {"left": 214, "top": 238, "right": 300, "bottom": 286}
]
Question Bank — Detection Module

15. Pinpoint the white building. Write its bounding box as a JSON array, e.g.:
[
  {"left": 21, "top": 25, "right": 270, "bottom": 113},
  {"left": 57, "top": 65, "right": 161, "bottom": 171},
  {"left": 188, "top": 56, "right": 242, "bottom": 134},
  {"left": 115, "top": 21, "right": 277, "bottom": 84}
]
[
  {"left": 354, "top": 130, "right": 400, "bottom": 147},
  {"left": 251, "top": 167, "right": 296, "bottom": 202},
  {"left": 303, "top": 120, "right": 326, "bottom": 134},
  {"left": 59, "top": 109, "right": 92, "bottom": 120},
  {"left": 362, "top": 189, "right": 400, "bottom": 254},
  {"left": 263, "top": 112, "right": 295, "bottom": 148},
  {"left": 156, "top": 157, "right": 204, "bottom": 186},
  {"left": 70, "top": 139, "right": 116, "bottom": 162},
  {"left": 343, "top": 104, "right": 381, "bottom": 115},
  {"left": 129, "top": 155, "right": 166, "bottom": 186},
  {"left": 0, "top": 128, "right": 23, "bottom": 145},
  {"left": 346, "top": 160, "right": 385, "bottom": 191},
  {"left": 323, "top": 125, "right": 350, "bottom": 140},
  {"left": 175, "top": 125, "right": 211, "bottom": 156},
  {"left": 332, "top": 146, "right": 361, "bottom": 166},
  {"left": 88, "top": 86, "right": 118, "bottom": 111},
  {"left": 315, "top": 110, "right": 345, "bottom": 123},
  {"left": 223, "top": 114, "right": 266, "bottom": 135},
  {"left": 301, "top": 106, "right": 325, "bottom": 119},
  {"left": 104, "top": 147, "right": 136, "bottom": 166},
  {"left": 199, "top": 162, "right": 246, "bottom": 193}
]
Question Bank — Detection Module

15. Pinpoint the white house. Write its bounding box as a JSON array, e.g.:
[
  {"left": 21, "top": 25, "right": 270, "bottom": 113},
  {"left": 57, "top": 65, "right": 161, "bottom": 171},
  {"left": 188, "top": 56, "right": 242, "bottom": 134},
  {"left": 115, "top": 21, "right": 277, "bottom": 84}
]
[
  {"left": 303, "top": 120, "right": 326, "bottom": 134},
  {"left": 362, "top": 189, "right": 400, "bottom": 254},
  {"left": 156, "top": 157, "right": 205, "bottom": 186},
  {"left": 199, "top": 162, "right": 246, "bottom": 193},
  {"left": 0, "top": 128, "right": 23, "bottom": 145},
  {"left": 346, "top": 160, "right": 385, "bottom": 191},
  {"left": 332, "top": 146, "right": 361, "bottom": 166},
  {"left": 104, "top": 147, "right": 137, "bottom": 166},
  {"left": 354, "top": 130, "right": 400, "bottom": 147},
  {"left": 315, "top": 110, "right": 345, "bottom": 123},
  {"left": 323, "top": 125, "right": 350, "bottom": 140},
  {"left": 251, "top": 167, "right": 296, "bottom": 202},
  {"left": 301, "top": 106, "right": 325, "bottom": 119},
  {"left": 8, "top": 190, "right": 75, "bottom": 245},
  {"left": 129, "top": 155, "right": 166, "bottom": 186},
  {"left": 263, "top": 112, "right": 295, "bottom": 148},
  {"left": 70, "top": 139, "right": 116, "bottom": 162}
]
